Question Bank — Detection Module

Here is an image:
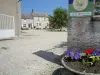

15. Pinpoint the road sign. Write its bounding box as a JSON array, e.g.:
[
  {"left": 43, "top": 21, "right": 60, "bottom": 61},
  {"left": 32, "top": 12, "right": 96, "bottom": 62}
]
[{"left": 69, "top": 0, "right": 93, "bottom": 17}]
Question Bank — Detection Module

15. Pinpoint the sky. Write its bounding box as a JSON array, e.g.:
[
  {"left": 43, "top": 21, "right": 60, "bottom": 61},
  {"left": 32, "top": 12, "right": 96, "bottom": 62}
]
[{"left": 22, "top": 0, "right": 68, "bottom": 15}]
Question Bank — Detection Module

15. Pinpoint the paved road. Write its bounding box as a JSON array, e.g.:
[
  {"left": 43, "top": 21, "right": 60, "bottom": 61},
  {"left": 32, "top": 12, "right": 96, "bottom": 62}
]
[{"left": 0, "top": 30, "right": 67, "bottom": 75}]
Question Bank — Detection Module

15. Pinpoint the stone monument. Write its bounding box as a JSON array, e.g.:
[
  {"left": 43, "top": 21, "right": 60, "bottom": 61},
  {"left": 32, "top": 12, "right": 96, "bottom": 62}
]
[{"left": 68, "top": 0, "right": 94, "bottom": 51}]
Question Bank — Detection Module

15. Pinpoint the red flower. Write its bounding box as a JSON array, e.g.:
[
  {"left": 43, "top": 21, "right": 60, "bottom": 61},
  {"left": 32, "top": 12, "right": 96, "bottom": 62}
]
[{"left": 85, "top": 48, "right": 94, "bottom": 55}]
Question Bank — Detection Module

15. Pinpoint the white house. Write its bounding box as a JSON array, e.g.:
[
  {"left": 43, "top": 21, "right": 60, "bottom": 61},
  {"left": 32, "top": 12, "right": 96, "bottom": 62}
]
[
  {"left": 21, "top": 12, "right": 49, "bottom": 30},
  {"left": 32, "top": 12, "right": 49, "bottom": 29},
  {"left": 21, "top": 14, "right": 33, "bottom": 30}
]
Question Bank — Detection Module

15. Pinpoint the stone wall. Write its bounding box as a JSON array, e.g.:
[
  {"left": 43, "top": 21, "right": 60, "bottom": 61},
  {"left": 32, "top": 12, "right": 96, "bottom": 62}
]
[
  {"left": 93, "top": 19, "right": 100, "bottom": 49},
  {"left": 67, "top": 17, "right": 100, "bottom": 51},
  {"left": 0, "top": 0, "right": 21, "bottom": 36}
]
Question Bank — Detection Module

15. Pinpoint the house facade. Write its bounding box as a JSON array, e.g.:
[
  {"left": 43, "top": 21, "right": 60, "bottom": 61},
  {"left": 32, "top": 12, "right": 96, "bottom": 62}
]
[
  {"left": 32, "top": 12, "right": 49, "bottom": 29},
  {"left": 21, "top": 12, "right": 49, "bottom": 30},
  {"left": 21, "top": 14, "right": 33, "bottom": 29},
  {"left": 93, "top": 0, "right": 100, "bottom": 33},
  {"left": 0, "top": 0, "right": 21, "bottom": 39}
]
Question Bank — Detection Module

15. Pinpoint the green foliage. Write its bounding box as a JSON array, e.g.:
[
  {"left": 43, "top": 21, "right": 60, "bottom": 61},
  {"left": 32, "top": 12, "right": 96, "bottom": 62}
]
[
  {"left": 49, "top": 7, "right": 68, "bottom": 29},
  {"left": 82, "top": 56, "right": 100, "bottom": 66},
  {"left": 82, "top": 56, "right": 94, "bottom": 66}
]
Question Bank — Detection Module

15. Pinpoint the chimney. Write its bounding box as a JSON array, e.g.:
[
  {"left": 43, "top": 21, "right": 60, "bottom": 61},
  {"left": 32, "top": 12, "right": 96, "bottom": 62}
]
[{"left": 32, "top": 9, "right": 34, "bottom": 13}]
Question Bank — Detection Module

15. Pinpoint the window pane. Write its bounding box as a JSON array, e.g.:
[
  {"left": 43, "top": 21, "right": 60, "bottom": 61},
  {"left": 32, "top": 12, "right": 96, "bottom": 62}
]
[{"left": 23, "top": 24, "right": 26, "bottom": 27}]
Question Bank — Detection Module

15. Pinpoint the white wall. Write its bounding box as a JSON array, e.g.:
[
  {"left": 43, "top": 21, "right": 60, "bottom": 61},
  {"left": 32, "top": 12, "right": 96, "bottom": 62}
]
[
  {"left": 0, "top": 13, "right": 15, "bottom": 39},
  {"left": 21, "top": 19, "right": 33, "bottom": 29},
  {"left": 33, "top": 17, "right": 49, "bottom": 29},
  {"left": 0, "top": 30, "right": 15, "bottom": 39}
]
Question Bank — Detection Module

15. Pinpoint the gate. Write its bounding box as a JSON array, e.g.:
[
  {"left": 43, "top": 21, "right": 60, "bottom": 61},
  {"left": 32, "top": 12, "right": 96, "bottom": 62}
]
[{"left": 0, "top": 13, "right": 15, "bottom": 39}]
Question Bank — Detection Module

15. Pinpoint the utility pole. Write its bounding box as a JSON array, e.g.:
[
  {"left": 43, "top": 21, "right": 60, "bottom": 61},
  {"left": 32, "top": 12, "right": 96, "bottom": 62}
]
[
  {"left": 16, "top": 0, "right": 21, "bottom": 37},
  {"left": 31, "top": 9, "right": 34, "bottom": 29}
]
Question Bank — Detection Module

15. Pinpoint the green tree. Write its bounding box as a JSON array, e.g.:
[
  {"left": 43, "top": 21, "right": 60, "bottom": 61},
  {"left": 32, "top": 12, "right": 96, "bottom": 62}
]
[{"left": 49, "top": 7, "right": 68, "bottom": 29}]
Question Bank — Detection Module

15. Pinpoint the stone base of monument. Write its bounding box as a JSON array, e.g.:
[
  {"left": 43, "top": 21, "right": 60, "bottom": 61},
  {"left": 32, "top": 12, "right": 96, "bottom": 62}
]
[
  {"left": 65, "top": 16, "right": 100, "bottom": 75},
  {"left": 61, "top": 55, "right": 100, "bottom": 75}
]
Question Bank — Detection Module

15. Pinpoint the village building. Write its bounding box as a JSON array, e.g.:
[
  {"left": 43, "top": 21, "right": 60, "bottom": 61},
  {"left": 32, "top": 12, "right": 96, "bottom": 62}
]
[{"left": 21, "top": 11, "right": 49, "bottom": 30}]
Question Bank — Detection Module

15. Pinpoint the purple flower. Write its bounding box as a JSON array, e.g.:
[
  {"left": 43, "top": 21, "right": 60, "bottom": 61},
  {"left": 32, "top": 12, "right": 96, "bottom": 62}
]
[
  {"left": 92, "top": 51, "right": 97, "bottom": 56},
  {"left": 73, "top": 52, "right": 80, "bottom": 60},
  {"left": 92, "top": 49, "right": 100, "bottom": 56},
  {"left": 96, "top": 49, "right": 100, "bottom": 56},
  {"left": 65, "top": 50, "right": 72, "bottom": 57},
  {"left": 71, "top": 55, "right": 75, "bottom": 60},
  {"left": 65, "top": 49, "right": 80, "bottom": 60}
]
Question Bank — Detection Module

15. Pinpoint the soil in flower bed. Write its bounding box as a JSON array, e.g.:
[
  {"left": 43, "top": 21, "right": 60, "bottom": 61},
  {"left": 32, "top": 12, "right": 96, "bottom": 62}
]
[{"left": 64, "top": 57, "right": 100, "bottom": 74}]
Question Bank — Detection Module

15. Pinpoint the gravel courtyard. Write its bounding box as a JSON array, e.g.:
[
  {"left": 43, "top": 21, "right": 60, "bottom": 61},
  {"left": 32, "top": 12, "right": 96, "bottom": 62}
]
[{"left": 0, "top": 30, "right": 68, "bottom": 75}]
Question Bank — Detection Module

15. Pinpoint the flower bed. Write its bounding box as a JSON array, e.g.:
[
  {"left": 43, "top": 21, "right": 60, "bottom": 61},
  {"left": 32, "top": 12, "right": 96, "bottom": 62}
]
[{"left": 62, "top": 48, "right": 100, "bottom": 74}]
